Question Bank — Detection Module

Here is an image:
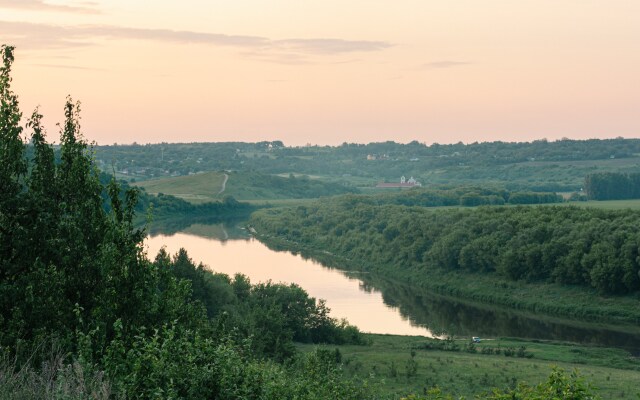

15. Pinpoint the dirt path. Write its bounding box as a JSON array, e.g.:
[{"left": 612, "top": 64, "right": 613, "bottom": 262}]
[{"left": 217, "top": 173, "right": 229, "bottom": 195}]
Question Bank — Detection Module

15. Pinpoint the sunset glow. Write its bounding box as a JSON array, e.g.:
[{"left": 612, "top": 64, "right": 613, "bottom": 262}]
[{"left": 2, "top": 0, "right": 639, "bottom": 145}]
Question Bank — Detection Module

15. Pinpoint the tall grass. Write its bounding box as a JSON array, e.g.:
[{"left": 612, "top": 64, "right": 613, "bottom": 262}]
[{"left": 0, "top": 348, "right": 116, "bottom": 400}]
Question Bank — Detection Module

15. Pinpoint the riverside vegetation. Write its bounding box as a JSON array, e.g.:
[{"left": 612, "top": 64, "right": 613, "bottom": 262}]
[
  {"left": 251, "top": 197, "right": 640, "bottom": 324},
  {"left": 2, "top": 45, "right": 636, "bottom": 398},
  {"left": 298, "top": 334, "right": 640, "bottom": 399}
]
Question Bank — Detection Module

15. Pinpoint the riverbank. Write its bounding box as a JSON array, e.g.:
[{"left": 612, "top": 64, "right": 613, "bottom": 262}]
[
  {"left": 251, "top": 229, "right": 640, "bottom": 334},
  {"left": 297, "top": 333, "right": 640, "bottom": 399}
]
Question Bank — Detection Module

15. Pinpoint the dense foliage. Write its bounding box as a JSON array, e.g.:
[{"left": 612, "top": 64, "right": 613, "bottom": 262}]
[
  {"left": 222, "top": 170, "right": 359, "bottom": 199},
  {"left": 327, "top": 187, "right": 562, "bottom": 208},
  {"left": 252, "top": 198, "right": 640, "bottom": 296},
  {"left": 401, "top": 367, "right": 599, "bottom": 400},
  {"left": 157, "top": 248, "right": 365, "bottom": 359},
  {"left": 1, "top": 45, "right": 372, "bottom": 399},
  {"left": 585, "top": 172, "right": 640, "bottom": 200},
  {"left": 98, "top": 171, "right": 256, "bottom": 224},
  {"left": 94, "top": 138, "right": 640, "bottom": 192}
]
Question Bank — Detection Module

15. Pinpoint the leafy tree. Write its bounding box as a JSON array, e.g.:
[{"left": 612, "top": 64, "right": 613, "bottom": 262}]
[{"left": 0, "top": 45, "right": 25, "bottom": 199}]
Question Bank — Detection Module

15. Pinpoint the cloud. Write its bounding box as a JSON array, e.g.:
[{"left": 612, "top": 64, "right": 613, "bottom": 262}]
[
  {"left": 275, "top": 38, "right": 391, "bottom": 54},
  {"left": 421, "top": 61, "right": 471, "bottom": 69},
  {"left": 0, "top": 21, "right": 92, "bottom": 49},
  {"left": 83, "top": 25, "right": 269, "bottom": 48},
  {"left": 329, "top": 59, "right": 363, "bottom": 65},
  {"left": 244, "top": 52, "right": 312, "bottom": 65},
  {"left": 0, "top": 0, "right": 100, "bottom": 14},
  {"left": 31, "top": 63, "right": 103, "bottom": 70},
  {"left": 0, "top": 21, "right": 392, "bottom": 58}
]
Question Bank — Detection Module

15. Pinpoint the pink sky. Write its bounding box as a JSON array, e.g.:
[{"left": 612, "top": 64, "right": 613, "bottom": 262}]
[{"left": 1, "top": 0, "right": 639, "bottom": 146}]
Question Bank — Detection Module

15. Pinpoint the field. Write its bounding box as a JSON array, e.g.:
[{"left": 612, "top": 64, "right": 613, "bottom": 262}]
[
  {"left": 133, "top": 170, "right": 357, "bottom": 204},
  {"left": 572, "top": 199, "right": 640, "bottom": 210},
  {"left": 299, "top": 334, "right": 640, "bottom": 399},
  {"left": 133, "top": 171, "right": 227, "bottom": 202},
  {"left": 133, "top": 168, "right": 640, "bottom": 212}
]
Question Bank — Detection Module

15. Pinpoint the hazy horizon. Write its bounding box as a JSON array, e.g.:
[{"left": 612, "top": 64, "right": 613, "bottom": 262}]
[
  {"left": 2, "top": 0, "right": 639, "bottom": 146},
  {"left": 88, "top": 136, "right": 633, "bottom": 148}
]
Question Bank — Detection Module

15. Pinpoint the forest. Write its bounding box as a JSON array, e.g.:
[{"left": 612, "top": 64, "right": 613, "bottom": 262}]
[
  {"left": 326, "top": 187, "right": 563, "bottom": 208},
  {"left": 0, "top": 45, "right": 623, "bottom": 398},
  {"left": 251, "top": 196, "right": 640, "bottom": 322},
  {"left": 585, "top": 172, "right": 640, "bottom": 200}
]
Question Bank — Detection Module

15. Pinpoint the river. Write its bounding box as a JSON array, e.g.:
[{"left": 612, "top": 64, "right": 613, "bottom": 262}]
[
  {"left": 146, "top": 222, "right": 640, "bottom": 352},
  {"left": 146, "top": 225, "right": 434, "bottom": 337}
]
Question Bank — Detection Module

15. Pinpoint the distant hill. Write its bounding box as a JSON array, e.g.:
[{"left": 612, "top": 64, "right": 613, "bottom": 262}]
[
  {"left": 133, "top": 171, "right": 358, "bottom": 202},
  {"left": 132, "top": 171, "right": 227, "bottom": 202},
  {"left": 96, "top": 139, "right": 640, "bottom": 192}
]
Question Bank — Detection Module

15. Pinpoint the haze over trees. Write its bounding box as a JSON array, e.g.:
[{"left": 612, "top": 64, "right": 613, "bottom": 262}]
[{"left": 94, "top": 138, "right": 640, "bottom": 192}]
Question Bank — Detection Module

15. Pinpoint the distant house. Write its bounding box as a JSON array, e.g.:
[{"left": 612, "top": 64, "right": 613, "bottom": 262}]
[
  {"left": 376, "top": 175, "right": 422, "bottom": 188},
  {"left": 367, "top": 154, "right": 390, "bottom": 160}
]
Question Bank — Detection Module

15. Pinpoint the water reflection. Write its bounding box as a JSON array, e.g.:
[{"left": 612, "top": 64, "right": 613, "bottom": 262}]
[
  {"left": 145, "top": 227, "right": 434, "bottom": 337},
  {"left": 145, "top": 221, "right": 640, "bottom": 352},
  {"left": 359, "top": 275, "right": 640, "bottom": 352},
  {"left": 147, "top": 216, "right": 252, "bottom": 239}
]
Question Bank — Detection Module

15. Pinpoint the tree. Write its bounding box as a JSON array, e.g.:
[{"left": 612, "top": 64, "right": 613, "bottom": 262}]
[{"left": 0, "top": 45, "right": 25, "bottom": 200}]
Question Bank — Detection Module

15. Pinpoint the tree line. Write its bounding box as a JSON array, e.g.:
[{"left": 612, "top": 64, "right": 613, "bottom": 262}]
[
  {"left": 95, "top": 138, "right": 640, "bottom": 177},
  {"left": 361, "top": 186, "right": 562, "bottom": 207},
  {"left": 585, "top": 172, "right": 640, "bottom": 200},
  {"left": 252, "top": 198, "right": 640, "bottom": 296}
]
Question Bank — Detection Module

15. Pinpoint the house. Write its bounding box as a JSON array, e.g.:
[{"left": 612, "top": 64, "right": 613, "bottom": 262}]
[{"left": 375, "top": 176, "right": 422, "bottom": 188}]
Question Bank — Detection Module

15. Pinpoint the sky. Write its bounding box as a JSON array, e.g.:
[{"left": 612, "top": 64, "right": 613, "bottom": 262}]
[{"left": 1, "top": 0, "right": 639, "bottom": 146}]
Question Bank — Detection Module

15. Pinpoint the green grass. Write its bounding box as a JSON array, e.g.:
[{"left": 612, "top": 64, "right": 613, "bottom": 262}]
[
  {"left": 298, "top": 334, "right": 640, "bottom": 399},
  {"left": 568, "top": 199, "right": 640, "bottom": 210},
  {"left": 134, "top": 171, "right": 357, "bottom": 203},
  {"left": 522, "top": 156, "right": 640, "bottom": 169},
  {"left": 245, "top": 198, "right": 322, "bottom": 207},
  {"left": 133, "top": 168, "right": 640, "bottom": 211},
  {"left": 133, "top": 171, "right": 226, "bottom": 202}
]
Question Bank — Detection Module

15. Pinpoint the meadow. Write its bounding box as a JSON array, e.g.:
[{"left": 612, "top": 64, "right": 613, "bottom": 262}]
[
  {"left": 299, "top": 334, "right": 640, "bottom": 399},
  {"left": 133, "top": 171, "right": 227, "bottom": 202},
  {"left": 134, "top": 170, "right": 357, "bottom": 204}
]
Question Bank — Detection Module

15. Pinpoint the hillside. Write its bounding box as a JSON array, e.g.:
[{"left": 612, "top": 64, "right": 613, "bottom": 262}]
[
  {"left": 134, "top": 170, "right": 358, "bottom": 203},
  {"left": 96, "top": 139, "right": 640, "bottom": 192},
  {"left": 132, "top": 171, "right": 227, "bottom": 202}
]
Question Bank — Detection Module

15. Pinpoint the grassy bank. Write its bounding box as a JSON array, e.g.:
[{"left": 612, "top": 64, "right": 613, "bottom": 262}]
[
  {"left": 250, "top": 199, "right": 640, "bottom": 328},
  {"left": 569, "top": 199, "right": 640, "bottom": 210},
  {"left": 251, "top": 229, "right": 640, "bottom": 329},
  {"left": 298, "top": 334, "right": 640, "bottom": 399}
]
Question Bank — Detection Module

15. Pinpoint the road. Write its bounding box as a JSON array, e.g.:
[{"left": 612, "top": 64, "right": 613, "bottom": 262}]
[{"left": 217, "top": 173, "right": 229, "bottom": 195}]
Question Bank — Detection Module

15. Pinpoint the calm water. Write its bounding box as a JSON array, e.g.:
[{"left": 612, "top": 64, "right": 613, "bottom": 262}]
[
  {"left": 146, "top": 229, "right": 435, "bottom": 337},
  {"left": 146, "top": 223, "right": 640, "bottom": 352}
]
